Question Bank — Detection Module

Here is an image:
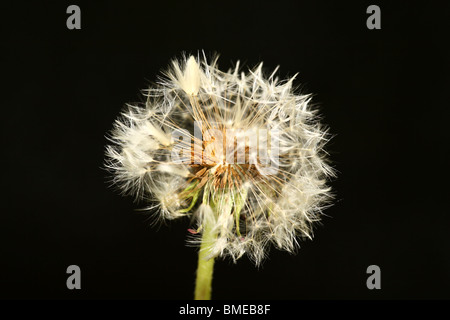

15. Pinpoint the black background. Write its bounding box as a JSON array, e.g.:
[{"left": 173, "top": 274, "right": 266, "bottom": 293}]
[{"left": 1, "top": 0, "right": 449, "bottom": 300}]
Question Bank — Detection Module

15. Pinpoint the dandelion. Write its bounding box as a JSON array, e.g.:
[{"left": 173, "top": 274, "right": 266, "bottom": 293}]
[{"left": 105, "top": 53, "right": 334, "bottom": 299}]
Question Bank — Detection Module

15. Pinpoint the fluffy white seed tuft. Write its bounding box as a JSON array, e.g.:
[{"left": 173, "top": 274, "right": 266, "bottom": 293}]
[{"left": 170, "top": 55, "right": 201, "bottom": 96}]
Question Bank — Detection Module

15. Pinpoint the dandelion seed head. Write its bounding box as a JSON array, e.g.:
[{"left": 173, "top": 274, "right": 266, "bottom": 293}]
[{"left": 105, "top": 52, "right": 334, "bottom": 265}]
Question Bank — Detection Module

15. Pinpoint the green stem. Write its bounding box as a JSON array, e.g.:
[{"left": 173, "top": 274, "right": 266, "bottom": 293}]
[{"left": 194, "top": 221, "right": 215, "bottom": 300}]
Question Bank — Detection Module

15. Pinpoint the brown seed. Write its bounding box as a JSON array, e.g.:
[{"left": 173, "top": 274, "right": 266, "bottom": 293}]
[{"left": 197, "top": 175, "right": 209, "bottom": 189}]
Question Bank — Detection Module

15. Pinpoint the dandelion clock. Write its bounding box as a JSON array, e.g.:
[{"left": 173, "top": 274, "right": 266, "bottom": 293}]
[{"left": 105, "top": 53, "right": 334, "bottom": 300}]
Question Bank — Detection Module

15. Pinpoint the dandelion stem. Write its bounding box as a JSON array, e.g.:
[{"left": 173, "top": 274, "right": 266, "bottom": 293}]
[{"left": 194, "top": 220, "right": 216, "bottom": 300}]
